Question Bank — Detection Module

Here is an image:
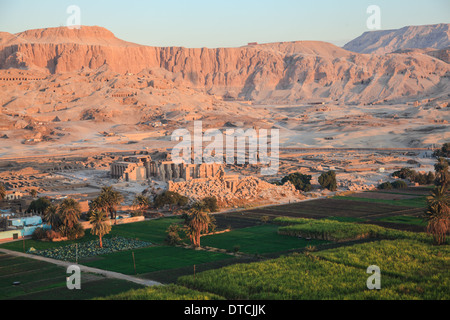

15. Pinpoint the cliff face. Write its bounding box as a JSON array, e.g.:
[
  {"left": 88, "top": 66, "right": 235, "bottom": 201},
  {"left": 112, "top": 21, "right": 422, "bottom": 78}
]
[
  {"left": 1, "top": 26, "right": 449, "bottom": 103},
  {"left": 343, "top": 23, "right": 450, "bottom": 55}
]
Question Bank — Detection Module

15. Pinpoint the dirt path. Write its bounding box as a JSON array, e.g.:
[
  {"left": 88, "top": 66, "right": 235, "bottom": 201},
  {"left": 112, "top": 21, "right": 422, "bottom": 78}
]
[{"left": 0, "top": 248, "right": 162, "bottom": 287}]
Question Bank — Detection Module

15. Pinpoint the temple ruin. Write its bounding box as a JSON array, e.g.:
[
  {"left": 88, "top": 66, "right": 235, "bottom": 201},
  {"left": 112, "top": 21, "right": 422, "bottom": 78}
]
[{"left": 110, "top": 155, "right": 239, "bottom": 191}]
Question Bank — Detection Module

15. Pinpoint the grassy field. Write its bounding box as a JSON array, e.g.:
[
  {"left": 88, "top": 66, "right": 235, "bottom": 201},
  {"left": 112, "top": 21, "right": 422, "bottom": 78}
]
[
  {"left": 97, "top": 284, "right": 224, "bottom": 300},
  {"left": 376, "top": 215, "right": 427, "bottom": 227},
  {"left": 0, "top": 217, "right": 180, "bottom": 253},
  {"left": 0, "top": 252, "right": 143, "bottom": 300},
  {"left": 333, "top": 195, "right": 427, "bottom": 208},
  {"left": 200, "top": 224, "right": 327, "bottom": 254},
  {"left": 81, "top": 245, "right": 232, "bottom": 275},
  {"left": 176, "top": 239, "right": 450, "bottom": 300}
]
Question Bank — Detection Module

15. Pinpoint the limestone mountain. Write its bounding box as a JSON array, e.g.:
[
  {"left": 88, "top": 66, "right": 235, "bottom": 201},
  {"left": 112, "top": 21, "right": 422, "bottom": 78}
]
[
  {"left": 0, "top": 25, "right": 449, "bottom": 104},
  {"left": 343, "top": 23, "right": 450, "bottom": 55}
]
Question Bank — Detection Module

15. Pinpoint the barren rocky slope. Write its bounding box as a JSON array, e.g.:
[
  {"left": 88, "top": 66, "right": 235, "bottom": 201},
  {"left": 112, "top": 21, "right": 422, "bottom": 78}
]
[
  {"left": 1, "top": 26, "right": 449, "bottom": 104},
  {"left": 343, "top": 23, "right": 450, "bottom": 55}
]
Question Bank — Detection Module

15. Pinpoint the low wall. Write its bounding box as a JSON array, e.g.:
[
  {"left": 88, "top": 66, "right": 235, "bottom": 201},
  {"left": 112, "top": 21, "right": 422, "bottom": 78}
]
[{"left": 80, "top": 216, "right": 145, "bottom": 229}]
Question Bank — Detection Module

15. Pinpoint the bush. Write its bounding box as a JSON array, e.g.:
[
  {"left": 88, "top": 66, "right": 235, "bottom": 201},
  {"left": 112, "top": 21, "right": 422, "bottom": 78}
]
[
  {"left": 378, "top": 182, "right": 393, "bottom": 190},
  {"left": 32, "top": 227, "right": 47, "bottom": 240},
  {"left": 154, "top": 191, "right": 189, "bottom": 209},
  {"left": 64, "top": 222, "right": 85, "bottom": 240},
  {"left": 391, "top": 180, "right": 408, "bottom": 189},
  {"left": 318, "top": 171, "right": 337, "bottom": 191},
  {"left": 46, "top": 230, "right": 62, "bottom": 241},
  {"left": 281, "top": 173, "right": 312, "bottom": 192}
]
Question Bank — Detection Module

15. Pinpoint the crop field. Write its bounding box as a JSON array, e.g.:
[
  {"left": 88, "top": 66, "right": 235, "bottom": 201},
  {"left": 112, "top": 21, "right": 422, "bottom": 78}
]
[
  {"left": 176, "top": 239, "right": 450, "bottom": 300},
  {"left": 0, "top": 252, "right": 143, "bottom": 300},
  {"left": 200, "top": 224, "right": 327, "bottom": 254},
  {"left": 80, "top": 245, "right": 233, "bottom": 275}
]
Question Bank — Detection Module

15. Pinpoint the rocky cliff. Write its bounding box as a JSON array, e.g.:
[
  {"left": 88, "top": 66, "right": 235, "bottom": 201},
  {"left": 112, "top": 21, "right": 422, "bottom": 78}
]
[{"left": 1, "top": 26, "right": 449, "bottom": 104}]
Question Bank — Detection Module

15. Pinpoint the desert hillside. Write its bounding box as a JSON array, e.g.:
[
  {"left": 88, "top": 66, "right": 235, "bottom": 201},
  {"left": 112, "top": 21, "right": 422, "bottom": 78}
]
[
  {"left": 343, "top": 23, "right": 450, "bottom": 55},
  {"left": 1, "top": 26, "right": 449, "bottom": 104}
]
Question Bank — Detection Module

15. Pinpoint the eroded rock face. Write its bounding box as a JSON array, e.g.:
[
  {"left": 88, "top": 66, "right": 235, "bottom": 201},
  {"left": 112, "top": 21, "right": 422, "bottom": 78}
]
[
  {"left": 343, "top": 23, "right": 450, "bottom": 55},
  {"left": 1, "top": 26, "right": 449, "bottom": 104}
]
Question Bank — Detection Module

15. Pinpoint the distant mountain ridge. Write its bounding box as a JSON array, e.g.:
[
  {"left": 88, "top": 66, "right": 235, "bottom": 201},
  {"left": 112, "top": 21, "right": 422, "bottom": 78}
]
[
  {"left": 0, "top": 25, "right": 449, "bottom": 104},
  {"left": 343, "top": 23, "right": 450, "bottom": 54}
]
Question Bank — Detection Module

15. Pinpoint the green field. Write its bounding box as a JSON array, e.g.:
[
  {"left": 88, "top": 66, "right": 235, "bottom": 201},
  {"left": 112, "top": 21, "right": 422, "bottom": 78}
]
[
  {"left": 0, "top": 253, "right": 143, "bottom": 300},
  {"left": 81, "top": 245, "right": 232, "bottom": 275},
  {"left": 333, "top": 195, "right": 427, "bottom": 208},
  {"left": 376, "top": 215, "right": 427, "bottom": 227},
  {"left": 98, "top": 284, "right": 224, "bottom": 300},
  {"left": 176, "top": 239, "right": 450, "bottom": 300},
  {"left": 200, "top": 224, "right": 327, "bottom": 254}
]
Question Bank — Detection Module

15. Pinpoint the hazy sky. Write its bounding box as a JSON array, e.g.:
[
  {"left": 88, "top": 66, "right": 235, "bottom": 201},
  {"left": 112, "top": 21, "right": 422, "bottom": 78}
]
[{"left": 0, "top": 0, "right": 448, "bottom": 47}]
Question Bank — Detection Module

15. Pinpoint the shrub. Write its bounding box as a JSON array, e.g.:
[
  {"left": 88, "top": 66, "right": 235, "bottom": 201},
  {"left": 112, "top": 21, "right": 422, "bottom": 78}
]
[
  {"left": 378, "top": 182, "right": 393, "bottom": 190},
  {"left": 281, "top": 173, "right": 312, "bottom": 192},
  {"left": 32, "top": 227, "right": 47, "bottom": 240},
  {"left": 391, "top": 180, "right": 408, "bottom": 189},
  {"left": 46, "top": 230, "right": 62, "bottom": 241},
  {"left": 318, "top": 171, "right": 337, "bottom": 191}
]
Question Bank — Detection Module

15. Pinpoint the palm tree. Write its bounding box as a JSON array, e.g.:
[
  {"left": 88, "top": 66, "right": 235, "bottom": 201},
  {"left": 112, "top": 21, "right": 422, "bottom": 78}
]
[
  {"left": 44, "top": 204, "right": 61, "bottom": 230},
  {"left": 58, "top": 198, "right": 82, "bottom": 230},
  {"left": 423, "top": 186, "right": 450, "bottom": 245},
  {"left": 0, "top": 183, "right": 5, "bottom": 201},
  {"left": 184, "top": 208, "right": 215, "bottom": 248},
  {"left": 435, "top": 157, "right": 449, "bottom": 188},
  {"left": 89, "top": 210, "right": 111, "bottom": 248},
  {"left": 95, "top": 187, "right": 124, "bottom": 224}
]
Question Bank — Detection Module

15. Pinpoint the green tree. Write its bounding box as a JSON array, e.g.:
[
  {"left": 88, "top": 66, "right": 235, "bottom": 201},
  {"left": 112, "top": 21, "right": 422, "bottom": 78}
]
[
  {"left": 30, "top": 189, "right": 38, "bottom": 198},
  {"left": 92, "top": 187, "right": 124, "bottom": 223},
  {"left": 89, "top": 210, "right": 111, "bottom": 248},
  {"left": 318, "top": 170, "right": 337, "bottom": 191},
  {"left": 433, "top": 142, "right": 450, "bottom": 158},
  {"left": 183, "top": 208, "right": 216, "bottom": 248},
  {"left": 58, "top": 198, "right": 82, "bottom": 230},
  {"left": 43, "top": 204, "right": 62, "bottom": 230},
  {"left": 434, "top": 157, "right": 450, "bottom": 188},
  {"left": 281, "top": 173, "right": 312, "bottom": 192},
  {"left": 132, "top": 194, "right": 150, "bottom": 214},
  {"left": 423, "top": 186, "right": 450, "bottom": 245},
  {"left": 27, "top": 197, "right": 52, "bottom": 214},
  {"left": 154, "top": 191, "right": 188, "bottom": 209},
  {"left": 165, "top": 223, "right": 183, "bottom": 246}
]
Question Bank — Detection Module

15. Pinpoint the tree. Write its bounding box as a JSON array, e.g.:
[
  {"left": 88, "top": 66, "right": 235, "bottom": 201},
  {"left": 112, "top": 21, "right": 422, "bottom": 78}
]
[
  {"left": 132, "top": 194, "right": 150, "bottom": 214},
  {"left": 30, "top": 189, "right": 38, "bottom": 198},
  {"left": 423, "top": 186, "right": 450, "bottom": 245},
  {"left": 27, "top": 197, "right": 52, "bottom": 214},
  {"left": 378, "top": 182, "right": 393, "bottom": 190},
  {"left": 154, "top": 191, "right": 188, "bottom": 209},
  {"left": 318, "top": 170, "right": 337, "bottom": 191},
  {"left": 58, "top": 198, "right": 82, "bottom": 230},
  {"left": 433, "top": 142, "right": 450, "bottom": 158},
  {"left": 191, "top": 197, "right": 219, "bottom": 213},
  {"left": 0, "top": 183, "right": 5, "bottom": 201},
  {"left": 165, "top": 223, "right": 183, "bottom": 246},
  {"left": 434, "top": 157, "right": 450, "bottom": 188},
  {"left": 92, "top": 187, "right": 124, "bottom": 223},
  {"left": 281, "top": 173, "right": 312, "bottom": 192},
  {"left": 183, "top": 208, "right": 216, "bottom": 248},
  {"left": 43, "top": 204, "right": 62, "bottom": 230},
  {"left": 89, "top": 210, "right": 111, "bottom": 248}
]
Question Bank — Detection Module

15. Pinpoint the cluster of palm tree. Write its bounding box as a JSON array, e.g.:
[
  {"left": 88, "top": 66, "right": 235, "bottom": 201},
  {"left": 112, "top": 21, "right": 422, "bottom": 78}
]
[
  {"left": 89, "top": 187, "right": 124, "bottom": 224},
  {"left": 165, "top": 197, "right": 218, "bottom": 248},
  {"left": 88, "top": 186, "right": 124, "bottom": 247},
  {"left": 43, "top": 198, "right": 84, "bottom": 240},
  {"left": 132, "top": 194, "right": 151, "bottom": 216},
  {"left": 423, "top": 152, "right": 450, "bottom": 245}
]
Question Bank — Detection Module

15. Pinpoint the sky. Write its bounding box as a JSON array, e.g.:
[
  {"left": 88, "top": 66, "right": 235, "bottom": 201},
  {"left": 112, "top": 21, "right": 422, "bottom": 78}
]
[{"left": 0, "top": 0, "right": 449, "bottom": 48}]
